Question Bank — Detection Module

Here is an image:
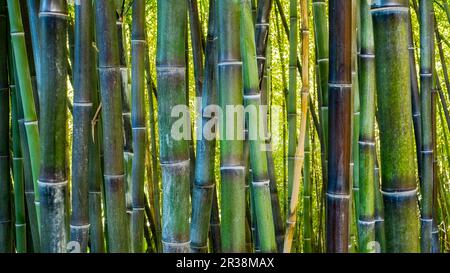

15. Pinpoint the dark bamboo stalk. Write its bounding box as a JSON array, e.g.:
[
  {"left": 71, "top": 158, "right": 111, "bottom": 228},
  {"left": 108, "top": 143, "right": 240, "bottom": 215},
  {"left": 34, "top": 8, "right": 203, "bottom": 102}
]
[
  {"left": 95, "top": 0, "right": 130, "bottom": 252},
  {"left": 70, "top": 0, "right": 95, "bottom": 252},
  {"left": 0, "top": 0, "right": 12, "bottom": 251},
  {"left": 255, "top": 0, "right": 273, "bottom": 82},
  {"left": 327, "top": 0, "right": 352, "bottom": 253}
]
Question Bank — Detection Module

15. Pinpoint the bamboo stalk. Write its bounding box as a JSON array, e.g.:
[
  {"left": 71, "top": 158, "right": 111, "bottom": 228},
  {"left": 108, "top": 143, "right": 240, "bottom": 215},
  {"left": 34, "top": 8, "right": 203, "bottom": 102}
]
[
  {"left": 255, "top": 0, "right": 273, "bottom": 81},
  {"left": 70, "top": 0, "right": 95, "bottom": 252},
  {"left": 37, "top": 0, "right": 69, "bottom": 253},
  {"left": 130, "top": 0, "right": 146, "bottom": 253},
  {"left": 24, "top": 0, "right": 41, "bottom": 98},
  {"left": 371, "top": 0, "right": 420, "bottom": 252},
  {"left": 327, "top": 0, "right": 352, "bottom": 253},
  {"left": 241, "top": 0, "right": 276, "bottom": 253},
  {"left": 0, "top": 0, "right": 12, "bottom": 251},
  {"left": 284, "top": 0, "right": 310, "bottom": 253},
  {"left": 95, "top": 0, "right": 130, "bottom": 252},
  {"left": 7, "top": 0, "right": 41, "bottom": 237},
  {"left": 156, "top": 0, "right": 190, "bottom": 253},
  {"left": 418, "top": 0, "right": 434, "bottom": 253},
  {"left": 217, "top": 0, "right": 246, "bottom": 252},
  {"left": 190, "top": 0, "right": 218, "bottom": 253},
  {"left": 302, "top": 116, "right": 312, "bottom": 252},
  {"left": 144, "top": 49, "right": 162, "bottom": 252},
  {"left": 357, "top": 0, "right": 376, "bottom": 252}
]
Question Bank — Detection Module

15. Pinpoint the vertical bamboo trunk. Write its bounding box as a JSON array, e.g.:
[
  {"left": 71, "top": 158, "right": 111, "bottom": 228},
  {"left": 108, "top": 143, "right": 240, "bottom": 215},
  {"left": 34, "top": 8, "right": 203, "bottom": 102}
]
[
  {"left": 255, "top": 0, "right": 273, "bottom": 81},
  {"left": 25, "top": 0, "right": 41, "bottom": 97},
  {"left": 241, "top": 0, "right": 276, "bottom": 253},
  {"left": 70, "top": 0, "right": 95, "bottom": 253},
  {"left": 418, "top": 0, "right": 434, "bottom": 253},
  {"left": 312, "top": 0, "right": 329, "bottom": 163},
  {"left": 327, "top": 0, "right": 351, "bottom": 253},
  {"left": 0, "top": 0, "right": 12, "bottom": 251},
  {"left": 116, "top": 6, "right": 133, "bottom": 219},
  {"left": 357, "top": 0, "right": 376, "bottom": 252},
  {"left": 190, "top": 0, "right": 218, "bottom": 253},
  {"left": 284, "top": 0, "right": 310, "bottom": 252},
  {"left": 431, "top": 72, "right": 439, "bottom": 252},
  {"left": 7, "top": 0, "right": 41, "bottom": 235},
  {"left": 95, "top": 0, "right": 130, "bottom": 253},
  {"left": 130, "top": 0, "right": 146, "bottom": 253},
  {"left": 350, "top": 0, "right": 360, "bottom": 250},
  {"left": 187, "top": 0, "right": 204, "bottom": 99},
  {"left": 286, "top": 0, "right": 298, "bottom": 250},
  {"left": 302, "top": 116, "right": 312, "bottom": 252},
  {"left": 217, "top": 0, "right": 246, "bottom": 252},
  {"left": 371, "top": 0, "right": 420, "bottom": 252},
  {"left": 88, "top": 8, "right": 105, "bottom": 252},
  {"left": 144, "top": 51, "right": 162, "bottom": 252},
  {"left": 9, "top": 54, "right": 27, "bottom": 252},
  {"left": 408, "top": 9, "right": 422, "bottom": 184},
  {"left": 38, "top": 0, "right": 68, "bottom": 253},
  {"left": 374, "top": 155, "right": 385, "bottom": 252},
  {"left": 156, "top": 0, "right": 190, "bottom": 253}
]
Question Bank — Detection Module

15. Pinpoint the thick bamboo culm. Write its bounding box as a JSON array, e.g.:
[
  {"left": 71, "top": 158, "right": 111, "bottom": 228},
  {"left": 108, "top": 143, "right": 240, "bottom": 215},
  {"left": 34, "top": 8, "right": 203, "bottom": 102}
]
[
  {"left": 156, "top": 0, "right": 190, "bottom": 253},
  {"left": 95, "top": 0, "right": 130, "bottom": 252},
  {"left": 190, "top": 0, "right": 218, "bottom": 253},
  {"left": 327, "top": 0, "right": 351, "bottom": 253},
  {"left": 371, "top": 0, "right": 420, "bottom": 252},
  {"left": 217, "top": 0, "right": 246, "bottom": 252},
  {"left": 37, "top": 0, "right": 69, "bottom": 253}
]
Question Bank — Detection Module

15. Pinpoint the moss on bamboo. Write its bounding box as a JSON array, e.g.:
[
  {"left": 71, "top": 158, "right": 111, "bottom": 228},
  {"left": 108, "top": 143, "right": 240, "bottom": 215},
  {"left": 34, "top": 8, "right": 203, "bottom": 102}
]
[{"left": 371, "top": 0, "right": 420, "bottom": 252}]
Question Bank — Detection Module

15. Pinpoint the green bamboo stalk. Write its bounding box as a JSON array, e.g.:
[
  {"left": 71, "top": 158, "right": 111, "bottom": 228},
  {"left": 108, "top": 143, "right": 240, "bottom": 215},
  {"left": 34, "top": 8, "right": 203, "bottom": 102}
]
[
  {"left": 302, "top": 116, "right": 312, "bottom": 253},
  {"left": 86, "top": 3, "right": 105, "bottom": 254},
  {"left": 371, "top": 0, "right": 420, "bottom": 252},
  {"left": 210, "top": 188, "right": 221, "bottom": 253},
  {"left": 357, "top": 0, "right": 376, "bottom": 252},
  {"left": 156, "top": 0, "right": 190, "bottom": 253},
  {"left": 38, "top": 0, "right": 69, "bottom": 253},
  {"left": 95, "top": 0, "right": 130, "bottom": 252},
  {"left": 419, "top": 0, "right": 434, "bottom": 253},
  {"left": 431, "top": 72, "right": 440, "bottom": 253},
  {"left": 7, "top": 0, "right": 41, "bottom": 236},
  {"left": 350, "top": 0, "right": 360, "bottom": 250},
  {"left": 312, "top": 0, "right": 329, "bottom": 160},
  {"left": 217, "top": 0, "right": 246, "bottom": 252},
  {"left": 144, "top": 49, "right": 162, "bottom": 252},
  {"left": 0, "top": 0, "right": 12, "bottom": 251},
  {"left": 374, "top": 155, "right": 385, "bottom": 252},
  {"left": 11, "top": 83, "right": 27, "bottom": 253},
  {"left": 240, "top": 0, "right": 276, "bottom": 253},
  {"left": 130, "top": 0, "right": 146, "bottom": 253},
  {"left": 190, "top": 0, "right": 218, "bottom": 253},
  {"left": 70, "top": 0, "right": 95, "bottom": 253},
  {"left": 116, "top": 6, "right": 133, "bottom": 220},
  {"left": 187, "top": 0, "right": 205, "bottom": 99}
]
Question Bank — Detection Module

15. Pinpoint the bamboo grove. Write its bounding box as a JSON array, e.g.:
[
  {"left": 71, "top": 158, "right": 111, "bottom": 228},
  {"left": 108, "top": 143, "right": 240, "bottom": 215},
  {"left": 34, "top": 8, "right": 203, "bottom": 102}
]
[{"left": 3, "top": 0, "right": 450, "bottom": 253}]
